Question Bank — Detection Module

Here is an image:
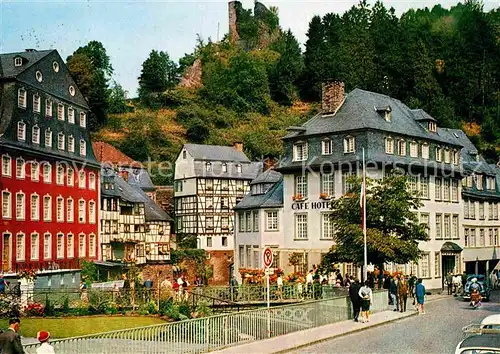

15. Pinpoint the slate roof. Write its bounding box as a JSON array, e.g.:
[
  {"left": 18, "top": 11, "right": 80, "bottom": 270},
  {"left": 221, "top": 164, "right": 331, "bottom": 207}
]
[
  {"left": 446, "top": 129, "right": 496, "bottom": 175},
  {"left": 93, "top": 141, "right": 144, "bottom": 168},
  {"left": 283, "top": 88, "right": 461, "bottom": 147},
  {"left": 131, "top": 186, "right": 172, "bottom": 222},
  {"left": 234, "top": 179, "right": 283, "bottom": 210},
  {"left": 194, "top": 161, "right": 262, "bottom": 180},
  {"left": 411, "top": 109, "right": 437, "bottom": 122},
  {"left": 250, "top": 168, "right": 281, "bottom": 185},
  {"left": 0, "top": 50, "right": 53, "bottom": 79},
  {"left": 101, "top": 167, "right": 144, "bottom": 203},
  {"left": 184, "top": 144, "right": 250, "bottom": 162},
  {"left": 119, "top": 167, "right": 156, "bottom": 192}
]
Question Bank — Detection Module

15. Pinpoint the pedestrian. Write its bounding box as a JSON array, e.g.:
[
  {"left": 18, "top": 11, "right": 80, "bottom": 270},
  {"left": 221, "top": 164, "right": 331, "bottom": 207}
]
[
  {"left": 461, "top": 271, "right": 468, "bottom": 293},
  {"left": 36, "top": 331, "right": 55, "bottom": 354},
  {"left": 79, "top": 280, "right": 88, "bottom": 302},
  {"left": 453, "top": 273, "right": 462, "bottom": 296},
  {"left": 230, "top": 276, "right": 239, "bottom": 301},
  {"left": 0, "top": 318, "right": 25, "bottom": 354},
  {"left": 358, "top": 281, "right": 373, "bottom": 323},
  {"left": 383, "top": 274, "right": 391, "bottom": 305},
  {"left": 277, "top": 274, "right": 283, "bottom": 300},
  {"left": 470, "top": 288, "right": 482, "bottom": 309},
  {"left": 306, "top": 270, "right": 314, "bottom": 298},
  {"left": 389, "top": 276, "right": 399, "bottom": 312},
  {"left": 446, "top": 272, "right": 453, "bottom": 295},
  {"left": 408, "top": 274, "right": 416, "bottom": 298},
  {"left": 348, "top": 278, "right": 361, "bottom": 322},
  {"left": 415, "top": 278, "right": 426, "bottom": 314},
  {"left": 0, "top": 274, "right": 9, "bottom": 295},
  {"left": 398, "top": 275, "right": 408, "bottom": 312},
  {"left": 490, "top": 270, "right": 498, "bottom": 290}
]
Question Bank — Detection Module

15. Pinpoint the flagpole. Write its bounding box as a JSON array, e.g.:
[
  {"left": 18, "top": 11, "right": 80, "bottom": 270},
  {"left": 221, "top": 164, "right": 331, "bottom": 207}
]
[{"left": 363, "top": 148, "right": 368, "bottom": 283}]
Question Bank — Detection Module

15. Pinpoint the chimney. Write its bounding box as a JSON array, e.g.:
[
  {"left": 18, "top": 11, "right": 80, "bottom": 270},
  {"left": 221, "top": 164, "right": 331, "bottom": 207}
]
[
  {"left": 322, "top": 81, "right": 345, "bottom": 115},
  {"left": 263, "top": 158, "right": 277, "bottom": 171},
  {"left": 233, "top": 142, "right": 243, "bottom": 152}
]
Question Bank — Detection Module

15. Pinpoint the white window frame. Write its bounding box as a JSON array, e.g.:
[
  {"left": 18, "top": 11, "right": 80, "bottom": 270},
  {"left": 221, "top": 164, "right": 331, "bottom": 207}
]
[
  {"left": 385, "top": 137, "right": 394, "bottom": 154},
  {"left": 78, "top": 199, "right": 86, "bottom": 223},
  {"left": 320, "top": 173, "right": 335, "bottom": 197},
  {"left": 56, "top": 196, "right": 64, "bottom": 222},
  {"left": 43, "top": 233, "right": 52, "bottom": 260},
  {"left": 17, "top": 121, "right": 26, "bottom": 141},
  {"left": 79, "top": 170, "right": 86, "bottom": 189},
  {"left": 419, "top": 253, "right": 430, "bottom": 278},
  {"left": 89, "top": 200, "right": 96, "bottom": 224},
  {"left": 80, "top": 139, "right": 86, "bottom": 156},
  {"left": 422, "top": 143, "right": 429, "bottom": 159},
  {"left": 57, "top": 103, "right": 65, "bottom": 121},
  {"left": 43, "top": 163, "right": 52, "bottom": 183},
  {"left": 33, "top": 94, "right": 41, "bottom": 113},
  {"left": 45, "top": 128, "right": 52, "bottom": 147},
  {"left": 67, "top": 234, "right": 74, "bottom": 258},
  {"left": 67, "top": 197, "right": 74, "bottom": 223},
  {"left": 453, "top": 150, "right": 459, "bottom": 165},
  {"left": 57, "top": 133, "right": 65, "bottom": 150},
  {"left": 67, "top": 167, "right": 74, "bottom": 186},
  {"left": 56, "top": 163, "right": 64, "bottom": 185},
  {"left": 410, "top": 141, "right": 418, "bottom": 158},
  {"left": 436, "top": 146, "right": 442, "bottom": 162},
  {"left": 2, "top": 155, "right": 11, "bottom": 177},
  {"left": 89, "top": 234, "right": 96, "bottom": 257},
  {"left": 295, "top": 213, "right": 308, "bottom": 239},
  {"left": 18, "top": 88, "right": 26, "bottom": 108},
  {"left": 45, "top": 99, "right": 52, "bottom": 117},
  {"left": 31, "top": 161, "right": 39, "bottom": 181},
  {"left": 344, "top": 136, "right": 355, "bottom": 153},
  {"left": 397, "top": 139, "right": 406, "bottom": 156},
  {"left": 43, "top": 195, "right": 52, "bottom": 222},
  {"left": 293, "top": 142, "right": 308, "bottom": 161},
  {"left": 321, "top": 139, "right": 332, "bottom": 155},
  {"left": 32, "top": 125, "right": 40, "bottom": 144},
  {"left": 266, "top": 210, "right": 279, "bottom": 231},
  {"left": 2, "top": 190, "right": 12, "bottom": 219},
  {"left": 16, "top": 233, "right": 25, "bottom": 261},
  {"left": 56, "top": 233, "right": 64, "bottom": 259},
  {"left": 31, "top": 233, "right": 39, "bottom": 260},
  {"left": 14, "top": 57, "right": 22, "bottom": 67},
  {"left": 68, "top": 107, "right": 75, "bottom": 124},
  {"left": 15, "top": 191, "right": 25, "bottom": 221},
  {"left": 444, "top": 148, "right": 451, "bottom": 164},
  {"left": 68, "top": 135, "right": 75, "bottom": 153},
  {"left": 16, "top": 158, "right": 25, "bottom": 180},
  {"left": 236, "top": 164, "right": 242, "bottom": 174},
  {"left": 294, "top": 175, "right": 308, "bottom": 198},
  {"left": 30, "top": 193, "right": 39, "bottom": 221},
  {"left": 89, "top": 172, "right": 96, "bottom": 190},
  {"left": 321, "top": 213, "right": 334, "bottom": 239},
  {"left": 79, "top": 112, "right": 86, "bottom": 128}
]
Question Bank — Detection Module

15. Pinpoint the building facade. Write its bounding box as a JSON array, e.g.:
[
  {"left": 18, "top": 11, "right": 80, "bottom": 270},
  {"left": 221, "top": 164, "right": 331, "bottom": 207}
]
[
  {"left": 174, "top": 143, "right": 261, "bottom": 284},
  {"left": 0, "top": 49, "right": 100, "bottom": 278},
  {"left": 234, "top": 82, "right": 500, "bottom": 289}
]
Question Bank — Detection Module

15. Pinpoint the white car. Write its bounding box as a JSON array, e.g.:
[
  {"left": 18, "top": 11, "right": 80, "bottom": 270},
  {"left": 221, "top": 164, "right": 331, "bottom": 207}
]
[
  {"left": 455, "top": 333, "right": 500, "bottom": 354},
  {"left": 481, "top": 314, "right": 500, "bottom": 330}
]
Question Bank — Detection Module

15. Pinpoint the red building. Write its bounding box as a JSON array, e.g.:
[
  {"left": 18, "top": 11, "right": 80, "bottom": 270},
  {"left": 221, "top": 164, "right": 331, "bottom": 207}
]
[{"left": 0, "top": 49, "right": 100, "bottom": 276}]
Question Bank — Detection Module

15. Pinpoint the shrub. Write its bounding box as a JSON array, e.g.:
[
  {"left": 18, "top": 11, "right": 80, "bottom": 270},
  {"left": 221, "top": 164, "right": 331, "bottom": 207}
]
[
  {"left": 0, "top": 296, "right": 21, "bottom": 318},
  {"left": 24, "top": 302, "right": 44, "bottom": 317},
  {"left": 62, "top": 296, "right": 70, "bottom": 314},
  {"left": 44, "top": 295, "right": 55, "bottom": 317}
]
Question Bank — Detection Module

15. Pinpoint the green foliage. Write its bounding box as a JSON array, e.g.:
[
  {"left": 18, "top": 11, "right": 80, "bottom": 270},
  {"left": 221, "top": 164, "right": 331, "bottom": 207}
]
[
  {"left": 170, "top": 249, "right": 205, "bottom": 264},
  {"left": 107, "top": 81, "right": 130, "bottom": 114},
  {"left": 44, "top": 295, "right": 55, "bottom": 317},
  {"left": 186, "top": 121, "right": 209, "bottom": 143},
  {"left": 81, "top": 260, "right": 99, "bottom": 283},
  {"left": 138, "top": 50, "right": 178, "bottom": 106},
  {"left": 322, "top": 174, "right": 429, "bottom": 270},
  {"left": 235, "top": 2, "right": 259, "bottom": 46},
  {"left": 62, "top": 296, "right": 70, "bottom": 314},
  {"left": 67, "top": 41, "right": 113, "bottom": 131}
]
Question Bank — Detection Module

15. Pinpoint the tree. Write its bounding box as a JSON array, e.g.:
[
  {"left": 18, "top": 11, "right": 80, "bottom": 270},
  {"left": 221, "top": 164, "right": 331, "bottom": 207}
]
[
  {"left": 67, "top": 41, "right": 113, "bottom": 131},
  {"left": 301, "top": 15, "right": 327, "bottom": 100},
  {"left": 138, "top": 50, "right": 178, "bottom": 105},
  {"left": 107, "top": 81, "right": 129, "bottom": 114},
  {"left": 268, "top": 29, "right": 303, "bottom": 105},
  {"left": 322, "top": 174, "right": 428, "bottom": 272}
]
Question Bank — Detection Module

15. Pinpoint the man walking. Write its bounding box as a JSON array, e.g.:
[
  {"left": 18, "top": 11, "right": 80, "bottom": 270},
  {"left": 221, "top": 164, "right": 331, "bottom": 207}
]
[
  {"left": 348, "top": 278, "right": 361, "bottom": 322},
  {"left": 389, "top": 276, "right": 399, "bottom": 312},
  {"left": 0, "top": 318, "right": 25, "bottom": 354},
  {"left": 398, "top": 275, "right": 408, "bottom": 312},
  {"left": 446, "top": 272, "right": 453, "bottom": 295}
]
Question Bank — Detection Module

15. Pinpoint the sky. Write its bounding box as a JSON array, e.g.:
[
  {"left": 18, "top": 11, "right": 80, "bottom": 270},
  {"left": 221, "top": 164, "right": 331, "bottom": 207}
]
[{"left": 1, "top": 0, "right": 498, "bottom": 97}]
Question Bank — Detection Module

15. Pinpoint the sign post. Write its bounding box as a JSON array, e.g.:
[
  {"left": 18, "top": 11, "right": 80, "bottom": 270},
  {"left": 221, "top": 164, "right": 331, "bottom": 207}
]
[{"left": 263, "top": 247, "right": 273, "bottom": 338}]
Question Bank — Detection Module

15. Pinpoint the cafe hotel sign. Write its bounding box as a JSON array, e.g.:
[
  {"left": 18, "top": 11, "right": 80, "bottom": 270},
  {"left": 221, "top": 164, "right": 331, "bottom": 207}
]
[{"left": 291, "top": 200, "right": 333, "bottom": 211}]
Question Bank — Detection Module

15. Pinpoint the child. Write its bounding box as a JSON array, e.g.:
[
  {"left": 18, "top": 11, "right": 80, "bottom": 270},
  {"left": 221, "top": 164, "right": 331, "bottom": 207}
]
[
  {"left": 36, "top": 330, "right": 55, "bottom": 354},
  {"left": 470, "top": 288, "right": 482, "bottom": 309}
]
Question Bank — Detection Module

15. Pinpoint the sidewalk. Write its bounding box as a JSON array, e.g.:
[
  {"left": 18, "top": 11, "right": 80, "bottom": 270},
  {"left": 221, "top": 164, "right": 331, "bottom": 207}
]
[{"left": 212, "top": 294, "right": 449, "bottom": 354}]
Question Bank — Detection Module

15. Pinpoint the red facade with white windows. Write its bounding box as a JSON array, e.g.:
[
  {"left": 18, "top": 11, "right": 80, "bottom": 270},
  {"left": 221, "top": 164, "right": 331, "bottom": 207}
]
[{"left": 0, "top": 49, "right": 99, "bottom": 274}]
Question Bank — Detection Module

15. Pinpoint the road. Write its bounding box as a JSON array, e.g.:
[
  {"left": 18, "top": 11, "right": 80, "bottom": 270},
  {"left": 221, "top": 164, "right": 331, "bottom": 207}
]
[{"left": 290, "top": 290, "right": 500, "bottom": 354}]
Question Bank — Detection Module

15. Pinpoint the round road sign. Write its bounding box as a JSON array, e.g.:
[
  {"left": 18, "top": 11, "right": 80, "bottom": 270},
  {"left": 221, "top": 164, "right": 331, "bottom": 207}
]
[{"left": 263, "top": 247, "right": 273, "bottom": 268}]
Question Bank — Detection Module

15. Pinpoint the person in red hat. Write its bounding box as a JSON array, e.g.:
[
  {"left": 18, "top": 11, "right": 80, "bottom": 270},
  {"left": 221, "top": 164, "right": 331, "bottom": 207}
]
[{"left": 36, "top": 330, "right": 55, "bottom": 354}]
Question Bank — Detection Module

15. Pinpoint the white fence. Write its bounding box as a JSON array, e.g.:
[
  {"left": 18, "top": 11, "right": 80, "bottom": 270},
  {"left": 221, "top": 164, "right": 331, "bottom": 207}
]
[{"left": 23, "top": 290, "right": 389, "bottom": 354}]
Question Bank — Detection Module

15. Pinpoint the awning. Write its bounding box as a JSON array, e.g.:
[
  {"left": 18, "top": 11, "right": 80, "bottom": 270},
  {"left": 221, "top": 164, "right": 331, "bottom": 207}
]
[
  {"left": 93, "top": 261, "right": 124, "bottom": 268},
  {"left": 441, "top": 242, "right": 463, "bottom": 252}
]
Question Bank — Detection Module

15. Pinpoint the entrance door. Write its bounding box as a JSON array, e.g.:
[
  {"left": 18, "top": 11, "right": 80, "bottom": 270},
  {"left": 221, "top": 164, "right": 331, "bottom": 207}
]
[
  {"left": 2, "top": 233, "right": 11, "bottom": 273},
  {"left": 442, "top": 255, "right": 456, "bottom": 287}
]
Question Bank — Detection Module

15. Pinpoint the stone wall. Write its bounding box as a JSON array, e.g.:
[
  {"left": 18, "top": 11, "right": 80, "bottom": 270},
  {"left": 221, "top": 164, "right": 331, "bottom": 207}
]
[
  {"left": 177, "top": 58, "right": 203, "bottom": 89},
  {"left": 228, "top": 1, "right": 240, "bottom": 42},
  {"left": 141, "top": 264, "right": 173, "bottom": 286},
  {"left": 208, "top": 250, "right": 234, "bottom": 285},
  {"left": 322, "top": 81, "right": 345, "bottom": 114}
]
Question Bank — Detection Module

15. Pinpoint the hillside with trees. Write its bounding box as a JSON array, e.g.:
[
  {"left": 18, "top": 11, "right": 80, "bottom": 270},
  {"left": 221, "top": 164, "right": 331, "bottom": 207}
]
[{"left": 67, "top": 1, "right": 500, "bottom": 184}]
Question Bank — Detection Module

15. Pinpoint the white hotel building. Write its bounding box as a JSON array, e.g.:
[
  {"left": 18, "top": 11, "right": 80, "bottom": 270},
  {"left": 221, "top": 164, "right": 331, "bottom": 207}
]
[{"left": 234, "top": 82, "right": 500, "bottom": 290}]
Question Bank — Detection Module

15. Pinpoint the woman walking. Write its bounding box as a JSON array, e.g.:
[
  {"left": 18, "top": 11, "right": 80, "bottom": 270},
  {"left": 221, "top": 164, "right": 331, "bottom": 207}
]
[
  {"left": 358, "top": 280, "right": 373, "bottom": 323},
  {"left": 415, "top": 278, "right": 426, "bottom": 314}
]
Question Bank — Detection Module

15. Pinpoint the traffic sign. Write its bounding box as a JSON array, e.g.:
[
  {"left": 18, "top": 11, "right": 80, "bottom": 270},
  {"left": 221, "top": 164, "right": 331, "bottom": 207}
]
[
  {"left": 264, "top": 268, "right": 274, "bottom": 276},
  {"left": 263, "top": 247, "right": 273, "bottom": 268}
]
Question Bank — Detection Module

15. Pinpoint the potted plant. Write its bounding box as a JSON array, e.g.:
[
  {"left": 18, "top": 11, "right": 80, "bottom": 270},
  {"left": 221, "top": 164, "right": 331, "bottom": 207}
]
[
  {"left": 292, "top": 194, "right": 305, "bottom": 201},
  {"left": 18, "top": 269, "right": 37, "bottom": 285},
  {"left": 319, "top": 193, "right": 331, "bottom": 200}
]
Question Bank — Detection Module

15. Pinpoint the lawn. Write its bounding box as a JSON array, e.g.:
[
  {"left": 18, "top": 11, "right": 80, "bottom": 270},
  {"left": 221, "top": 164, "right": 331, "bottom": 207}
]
[{"left": 0, "top": 316, "right": 167, "bottom": 338}]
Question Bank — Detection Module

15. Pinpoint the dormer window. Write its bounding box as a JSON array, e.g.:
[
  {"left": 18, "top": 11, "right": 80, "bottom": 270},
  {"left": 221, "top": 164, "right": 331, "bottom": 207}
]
[
  {"left": 343, "top": 136, "right": 355, "bottom": 153},
  {"left": 182, "top": 150, "right": 187, "bottom": 159},
  {"left": 52, "top": 61, "right": 59, "bottom": 72},
  {"left": 17, "top": 122, "right": 26, "bottom": 141},
  {"left": 236, "top": 164, "right": 242, "bottom": 174},
  {"left": 385, "top": 111, "right": 391, "bottom": 122},
  {"left": 429, "top": 121, "right": 437, "bottom": 132},
  {"left": 375, "top": 106, "right": 391, "bottom": 122},
  {"left": 222, "top": 163, "right": 227, "bottom": 173},
  {"left": 385, "top": 137, "right": 394, "bottom": 154},
  {"left": 14, "top": 57, "right": 22, "bottom": 67},
  {"left": 321, "top": 139, "right": 332, "bottom": 155},
  {"left": 205, "top": 162, "right": 212, "bottom": 172},
  {"left": 293, "top": 141, "right": 308, "bottom": 161}
]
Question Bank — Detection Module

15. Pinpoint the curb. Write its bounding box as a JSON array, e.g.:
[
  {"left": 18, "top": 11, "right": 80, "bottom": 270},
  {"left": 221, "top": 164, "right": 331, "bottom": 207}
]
[{"left": 274, "top": 311, "right": 418, "bottom": 354}]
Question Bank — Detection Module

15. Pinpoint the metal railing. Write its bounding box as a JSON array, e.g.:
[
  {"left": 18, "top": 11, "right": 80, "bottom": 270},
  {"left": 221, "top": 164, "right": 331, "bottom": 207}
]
[{"left": 22, "top": 290, "right": 388, "bottom": 354}]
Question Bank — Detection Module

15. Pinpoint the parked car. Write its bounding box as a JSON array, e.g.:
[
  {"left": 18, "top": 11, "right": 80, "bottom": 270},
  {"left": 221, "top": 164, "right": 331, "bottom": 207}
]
[
  {"left": 481, "top": 314, "right": 500, "bottom": 330},
  {"left": 455, "top": 333, "right": 500, "bottom": 354},
  {"left": 463, "top": 274, "right": 490, "bottom": 301}
]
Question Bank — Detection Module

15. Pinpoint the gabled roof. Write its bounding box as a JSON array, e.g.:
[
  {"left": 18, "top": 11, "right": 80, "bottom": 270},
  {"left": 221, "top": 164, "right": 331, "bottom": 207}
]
[
  {"left": 250, "top": 168, "right": 281, "bottom": 185},
  {"left": 131, "top": 186, "right": 172, "bottom": 222},
  {"left": 194, "top": 161, "right": 262, "bottom": 180},
  {"left": 283, "top": 88, "right": 461, "bottom": 147},
  {"left": 411, "top": 109, "right": 437, "bottom": 122},
  {"left": 448, "top": 129, "right": 496, "bottom": 175},
  {"left": 119, "top": 167, "right": 156, "bottom": 192},
  {"left": 101, "top": 167, "right": 144, "bottom": 203},
  {"left": 234, "top": 179, "right": 283, "bottom": 210},
  {"left": 0, "top": 50, "right": 53, "bottom": 79},
  {"left": 93, "top": 141, "right": 143, "bottom": 168},
  {"left": 184, "top": 143, "right": 250, "bottom": 162}
]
